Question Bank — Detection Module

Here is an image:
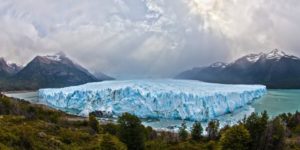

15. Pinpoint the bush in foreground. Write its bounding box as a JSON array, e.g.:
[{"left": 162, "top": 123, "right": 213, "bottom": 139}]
[
  {"left": 100, "top": 134, "right": 127, "bottom": 150},
  {"left": 117, "top": 113, "right": 145, "bottom": 150},
  {"left": 179, "top": 122, "right": 188, "bottom": 141},
  {"left": 191, "top": 121, "right": 203, "bottom": 141},
  {"left": 206, "top": 120, "right": 220, "bottom": 141},
  {"left": 220, "top": 124, "right": 251, "bottom": 150}
]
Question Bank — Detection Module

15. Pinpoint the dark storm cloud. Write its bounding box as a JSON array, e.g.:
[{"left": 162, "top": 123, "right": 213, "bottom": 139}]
[{"left": 0, "top": 0, "right": 299, "bottom": 78}]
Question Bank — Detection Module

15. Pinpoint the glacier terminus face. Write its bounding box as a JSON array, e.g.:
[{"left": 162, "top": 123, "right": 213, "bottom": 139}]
[{"left": 38, "top": 79, "right": 267, "bottom": 121}]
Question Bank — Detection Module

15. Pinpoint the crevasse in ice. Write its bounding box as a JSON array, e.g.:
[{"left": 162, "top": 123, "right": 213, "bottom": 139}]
[{"left": 38, "top": 79, "right": 267, "bottom": 121}]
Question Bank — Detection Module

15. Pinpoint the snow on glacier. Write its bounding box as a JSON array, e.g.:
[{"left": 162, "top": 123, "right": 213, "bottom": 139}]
[{"left": 38, "top": 79, "right": 267, "bottom": 121}]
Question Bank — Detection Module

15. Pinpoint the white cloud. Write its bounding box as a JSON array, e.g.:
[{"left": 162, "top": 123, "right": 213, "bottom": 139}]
[
  {"left": 186, "top": 0, "right": 300, "bottom": 56},
  {"left": 0, "top": 0, "right": 299, "bottom": 78}
]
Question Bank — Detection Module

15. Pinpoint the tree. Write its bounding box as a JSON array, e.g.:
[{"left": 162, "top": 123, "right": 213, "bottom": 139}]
[
  {"left": 260, "top": 117, "right": 285, "bottom": 150},
  {"left": 89, "top": 114, "right": 100, "bottom": 133},
  {"left": 206, "top": 120, "right": 220, "bottom": 140},
  {"left": 191, "top": 121, "right": 203, "bottom": 141},
  {"left": 117, "top": 113, "right": 145, "bottom": 150},
  {"left": 100, "top": 134, "right": 127, "bottom": 150},
  {"left": 102, "top": 123, "right": 118, "bottom": 135},
  {"left": 179, "top": 121, "right": 188, "bottom": 141},
  {"left": 144, "top": 126, "right": 157, "bottom": 140},
  {"left": 220, "top": 124, "right": 251, "bottom": 150},
  {"left": 279, "top": 111, "right": 300, "bottom": 130},
  {"left": 244, "top": 111, "right": 268, "bottom": 150},
  {"left": 0, "top": 97, "right": 11, "bottom": 115}
]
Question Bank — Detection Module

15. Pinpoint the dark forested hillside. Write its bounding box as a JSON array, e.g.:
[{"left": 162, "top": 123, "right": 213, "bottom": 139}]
[{"left": 176, "top": 49, "right": 300, "bottom": 89}]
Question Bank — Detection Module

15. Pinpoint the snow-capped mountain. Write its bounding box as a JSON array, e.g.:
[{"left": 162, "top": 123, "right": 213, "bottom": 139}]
[
  {"left": 176, "top": 49, "right": 300, "bottom": 89},
  {"left": 0, "top": 52, "right": 112, "bottom": 90},
  {"left": 0, "top": 58, "right": 22, "bottom": 77},
  {"left": 210, "top": 62, "right": 227, "bottom": 68},
  {"left": 11, "top": 53, "right": 99, "bottom": 89},
  {"left": 235, "top": 49, "right": 298, "bottom": 63}
]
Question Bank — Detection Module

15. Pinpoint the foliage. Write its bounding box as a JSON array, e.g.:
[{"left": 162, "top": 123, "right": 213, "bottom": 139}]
[
  {"left": 179, "top": 121, "right": 189, "bottom": 141},
  {"left": 144, "top": 126, "right": 157, "bottom": 141},
  {"left": 145, "top": 140, "right": 169, "bottom": 150},
  {"left": 100, "top": 134, "right": 127, "bottom": 150},
  {"left": 260, "top": 117, "right": 286, "bottom": 150},
  {"left": 102, "top": 123, "right": 119, "bottom": 135},
  {"left": 0, "top": 95, "right": 62, "bottom": 123},
  {"left": 243, "top": 111, "right": 268, "bottom": 150},
  {"left": 89, "top": 113, "right": 100, "bottom": 133},
  {"left": 206, "top": 120, "right": 220, "bottom": 140},
  {"left": 0, "top": 116, "right": 100, "bottom": 149},
  {"left": 2, "top": 94, "right": 300, "bottom": 150},
  {"left": 279, "top": 111, "right": 300, "bottom": 129},
  {"left": 191, "top": 121, "right": 203, "bottom": 141},
  {"left": 220, "top": 124, "right": 251, "bottom": 150},
  {"left": 117, "top": 113, "right": 145, "bottom": 150}
]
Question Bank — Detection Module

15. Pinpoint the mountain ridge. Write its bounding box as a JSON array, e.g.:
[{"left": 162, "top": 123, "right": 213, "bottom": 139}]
[
  {"left": 0, "top": 53, "right": 113, "bottom": 91},
  {"left": 0, "top": 58, "right": 22, "bottom": 77},
  {"left": 176, "top": 49, "right": 300, "bottom": 89}
]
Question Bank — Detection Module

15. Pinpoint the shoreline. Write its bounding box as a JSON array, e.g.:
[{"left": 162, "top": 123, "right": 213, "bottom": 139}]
[
  {"left": 3, "top": 90, "right": 37, "bottom": 94},
  {"left": 10, "top": 94, "right": 88, "bottom": 121},
  {"left": 5, "top": 89, "right": 300, "bottom": 132}
]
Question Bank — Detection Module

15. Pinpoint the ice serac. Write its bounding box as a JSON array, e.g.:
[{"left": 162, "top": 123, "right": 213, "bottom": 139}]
[{"left": 38, "top": 79, "right": 267, "bottom": 121}]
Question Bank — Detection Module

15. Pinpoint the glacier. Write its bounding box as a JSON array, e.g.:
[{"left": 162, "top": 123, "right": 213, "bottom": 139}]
[{"left": 38, "top": 79, "right": 267, "bottom": 121}]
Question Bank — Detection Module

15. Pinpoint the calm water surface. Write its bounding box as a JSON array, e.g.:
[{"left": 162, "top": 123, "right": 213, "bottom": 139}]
[{"left": 252, "top": 90, "right": 300, "bottom": 116}]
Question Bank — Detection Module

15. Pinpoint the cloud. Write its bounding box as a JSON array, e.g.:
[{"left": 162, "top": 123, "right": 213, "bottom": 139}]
[
  {"left": 186, "top": 0, "right": 300, "bottom": 56},
  {"left": 0, "top": 0, "right": 299, "bottom": 78}
]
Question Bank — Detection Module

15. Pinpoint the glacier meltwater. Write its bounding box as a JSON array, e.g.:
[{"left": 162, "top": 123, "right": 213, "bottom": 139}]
[{"left": 38, "top": 79, "right": 267, "bottom": 121}]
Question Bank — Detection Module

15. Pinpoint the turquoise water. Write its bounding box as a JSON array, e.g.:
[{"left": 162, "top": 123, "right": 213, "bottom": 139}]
[
  {"left": 252, "top": 90, "right": 300, "bottom": 117},
  {"left": 5, "top": 91, "right": 39, "bottom": 103},
  {"left": 5, "top": 89, "right": 300, "bottom": 130}
]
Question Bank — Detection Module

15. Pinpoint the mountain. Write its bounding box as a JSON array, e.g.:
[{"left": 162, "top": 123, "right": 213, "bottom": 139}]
[
  {"left": 0, "top": 53, "right": 113, "bottom": 90},
  {"left": 93, "top": 71, "right": 114, "bottom": 81},
  {"left": 0, "top": 58, "right": 22, "bottom": 77},
  {"left": 9, "top": 53, "right": 99, "bottom": 89},
  {"left": 176, "top": 49, "right": 300, "bottom": 89}
]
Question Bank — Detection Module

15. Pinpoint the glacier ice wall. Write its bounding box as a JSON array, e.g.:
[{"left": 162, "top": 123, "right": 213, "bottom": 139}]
[{"left": 38, "top": 79, "right": 267, "bottom": 121}]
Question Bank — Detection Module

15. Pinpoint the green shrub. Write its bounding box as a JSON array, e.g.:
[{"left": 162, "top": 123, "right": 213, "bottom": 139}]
[
  {"left": 117, "top": 113, "right": 145, "bottom": 150},
  {"left": 179, "top": 122, "right": 188, "bottom": 141},
  {"left": 100, "top": 134, "right": 127, "bottom": 150},
  {"left": 220, "top": 124, "right": 251, "bottom": 150},
  {"left": 102, "top": 123, "right": 119, "bottom": 135},
  {"left": 206, "top": 120, "right": 220, "bottom": 140},
  {"left": 89, "top": 114, "right": 100, "bottom": 133},
  {"left": 0, "top": 143, "right": 11, "bottom": 150},
  {"left": 244, "top": 111, "right": 268, "bottom": 149},
  {"left": 191, "top": 121, "right": 203, "bottom": 141},
  {"left": 260, "top": 117, "right": 285, "bottom": 150},
  {"left": 145, "top": 140, "right": 168, "bottom": 150}
]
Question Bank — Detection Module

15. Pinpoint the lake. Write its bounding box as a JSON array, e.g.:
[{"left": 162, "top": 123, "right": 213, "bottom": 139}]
[
  {"left": 252, "top": 89, "right": 300, "bottom": 116},
  {"left": 4, "top": 89, "right": 300, "bottom": 130}
]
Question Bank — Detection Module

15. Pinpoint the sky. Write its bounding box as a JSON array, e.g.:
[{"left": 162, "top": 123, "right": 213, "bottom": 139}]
[{"left": 1, "top": 0, "right": 300, "bottom": 78}]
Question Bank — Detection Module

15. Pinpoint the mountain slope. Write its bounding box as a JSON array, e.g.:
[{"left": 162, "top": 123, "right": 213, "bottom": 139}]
[
  {"left": 0, "top": 58, "right": 22, "bottom": 78},
  {"left": 94, "top": 71, "right": 114, "bottom": 81},
  {"left": 176, "top": 49, "right": 300, "bottom": 89},
  {"left": 0, "top": 53, "right": 115, "bottom": 90},
  {"left": 10, "top": 53, "right": 99, "bottom": 89}
]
